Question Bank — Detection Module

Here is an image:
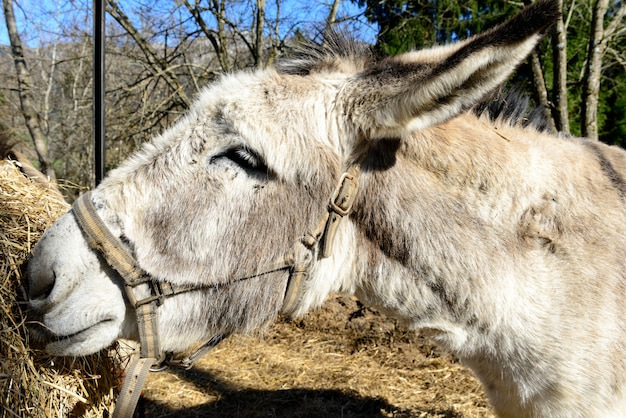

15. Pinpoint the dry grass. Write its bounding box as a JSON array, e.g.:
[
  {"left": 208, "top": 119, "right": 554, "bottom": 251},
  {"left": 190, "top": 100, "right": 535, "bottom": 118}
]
[{"left": 0, "top": 160, "right": 121, "bottom": 417}]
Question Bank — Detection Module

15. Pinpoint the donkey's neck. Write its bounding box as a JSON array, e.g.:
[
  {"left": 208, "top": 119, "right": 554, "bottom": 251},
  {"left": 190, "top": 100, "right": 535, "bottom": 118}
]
[
  {"left": 322, "top": 117, "right": 553, "bottom": 412},
  {"left": 347, "top": 115, "right": 548, "bottom": 354}
]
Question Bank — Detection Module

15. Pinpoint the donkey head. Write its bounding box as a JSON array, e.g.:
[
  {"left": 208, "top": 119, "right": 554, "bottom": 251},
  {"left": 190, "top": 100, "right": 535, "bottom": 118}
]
[{"left": 26, "top": 0, "right": 559, "bottom": 357}]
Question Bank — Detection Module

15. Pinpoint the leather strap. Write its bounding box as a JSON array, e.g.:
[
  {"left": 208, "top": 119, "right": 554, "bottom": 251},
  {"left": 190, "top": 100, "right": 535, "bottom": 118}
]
[
  {"left": 73, "top": 192, "right": 163, "bottom": 359},
  {"left": 280, "top": 262, "right": 308, "bottom": 314},
  {"left": 73, "top": 193, "right": 144, "bottom": 283},
  {"left": 321, "top": 165, "right": 361, "bottom": 257},
  {"left": 112, "top": 358, "right": 155, "bottom": 418},
  {"left": 281, "top": 160, "right": 364, "bottom": 314}
]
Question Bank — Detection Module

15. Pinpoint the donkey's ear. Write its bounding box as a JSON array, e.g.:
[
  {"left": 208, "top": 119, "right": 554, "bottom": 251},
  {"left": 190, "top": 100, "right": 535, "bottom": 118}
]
[{"left": 340, "top": 0, "right": 560, "bottom": 139}]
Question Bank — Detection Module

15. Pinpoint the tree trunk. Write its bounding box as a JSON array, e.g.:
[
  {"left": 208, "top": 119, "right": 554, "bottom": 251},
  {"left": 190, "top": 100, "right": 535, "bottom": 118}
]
[
  {"left": 522, "top": 0, "right": 559, "bottom": 133},
  {"left": 266, "top": 0, "right": 281, "bottom": 67},
  {"left": 215, "top": 0, "right": 230, "bottom": 71},
  {"left": 327, "top": 0, "right": 341, "bottom": 26},
  {"left": 2, "top": 0, "right": 56, "bottom": 180},
  {"left": 255, "top": 0, "right": 266, "bottom": 68},
  {"left": 529, "top": 51, "right": 556, "bottom": 131},
  {"left": 581, "top": 0, "right": 608, "bottom": 140},
  {"left": 551, "top": 0, "right": 569, "bottom": 134}
]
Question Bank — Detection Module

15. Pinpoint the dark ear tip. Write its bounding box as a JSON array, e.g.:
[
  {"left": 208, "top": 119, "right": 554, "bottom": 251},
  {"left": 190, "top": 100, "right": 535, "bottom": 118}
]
[
  {"left": 478, "top": 0, "right": 560, "bottom": 46},
  {"left": 520, "top": 0, "right": 562, "bottom": 34}
]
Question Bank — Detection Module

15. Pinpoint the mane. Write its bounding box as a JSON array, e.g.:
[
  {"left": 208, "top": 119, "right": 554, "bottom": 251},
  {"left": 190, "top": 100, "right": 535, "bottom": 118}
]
[
  {"left": 472, "top": 87, "right": 556, "bottom": 133},
  {"left": 275, "top": 30, "right": 376, "bottom": 76}
]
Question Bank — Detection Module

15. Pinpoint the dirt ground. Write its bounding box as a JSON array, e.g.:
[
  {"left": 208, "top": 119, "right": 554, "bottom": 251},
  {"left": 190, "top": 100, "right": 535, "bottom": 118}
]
[{"left": 143, "top": 295, "right": 495, "bottom": 417}]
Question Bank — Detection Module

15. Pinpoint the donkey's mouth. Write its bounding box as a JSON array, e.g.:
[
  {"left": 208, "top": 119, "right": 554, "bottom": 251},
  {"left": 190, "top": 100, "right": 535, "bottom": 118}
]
[
  {"left": 29, "top": 318, "right": 119, "bottom": 356},
  {"left": 48, "top": 320, "right": 119, "bottom": 356}
]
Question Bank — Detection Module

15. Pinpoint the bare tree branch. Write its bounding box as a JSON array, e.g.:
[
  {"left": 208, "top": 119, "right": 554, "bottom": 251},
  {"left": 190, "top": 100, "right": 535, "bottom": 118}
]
[
  {"left": 181, "top": 0, "right": 231, "bottom": 72},
  {"left": 327, "top": 0, "right": 341, "bottom": 26},
  {"left": 107, "top": 0, "right": 190, "bottom": 108}
]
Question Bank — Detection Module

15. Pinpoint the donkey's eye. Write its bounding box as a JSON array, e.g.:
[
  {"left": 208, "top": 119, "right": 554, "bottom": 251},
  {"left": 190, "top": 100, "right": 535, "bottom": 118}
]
[{"left": 212, "top": 146, "right": 267, "bottom": 172}]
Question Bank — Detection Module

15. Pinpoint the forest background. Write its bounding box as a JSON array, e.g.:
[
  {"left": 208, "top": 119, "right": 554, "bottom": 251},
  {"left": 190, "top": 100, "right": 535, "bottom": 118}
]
[{"left": 1, "top": 0, "right": 625, "bottom": 193}]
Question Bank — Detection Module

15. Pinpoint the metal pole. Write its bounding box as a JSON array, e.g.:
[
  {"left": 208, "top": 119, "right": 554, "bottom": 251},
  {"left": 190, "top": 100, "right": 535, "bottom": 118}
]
[{"left": 93, "top": 0, "right": 105, "bottom": 185}]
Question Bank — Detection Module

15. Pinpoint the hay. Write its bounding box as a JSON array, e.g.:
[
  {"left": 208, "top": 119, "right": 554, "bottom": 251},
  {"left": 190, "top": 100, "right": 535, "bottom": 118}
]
[{"left": 0, "top": 160, "right": 121, "bottom": 417}]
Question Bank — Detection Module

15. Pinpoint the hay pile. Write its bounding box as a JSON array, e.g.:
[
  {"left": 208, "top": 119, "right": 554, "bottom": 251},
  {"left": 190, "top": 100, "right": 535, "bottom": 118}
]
[{"left": 0, "top": 160, "right": 121, "bottom": 417}]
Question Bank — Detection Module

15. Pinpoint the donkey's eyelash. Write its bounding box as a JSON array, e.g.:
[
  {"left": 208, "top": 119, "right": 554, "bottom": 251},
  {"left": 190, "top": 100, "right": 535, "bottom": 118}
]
[{"left": 212, "top": 146, "right": 267, "bottom": 172}]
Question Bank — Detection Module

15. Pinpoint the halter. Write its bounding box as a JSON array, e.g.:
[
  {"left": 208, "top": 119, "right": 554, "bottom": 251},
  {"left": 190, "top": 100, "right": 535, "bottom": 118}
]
[{"left": 71, "top": 160, "right": 364, "bottom": 417}]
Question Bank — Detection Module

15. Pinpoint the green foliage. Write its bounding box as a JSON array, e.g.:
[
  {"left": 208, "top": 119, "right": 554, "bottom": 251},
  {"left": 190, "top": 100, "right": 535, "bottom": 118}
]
[
  {"left": 353, "top": 0, "right": 626, "bottom": 147},
  {"left": 600, "top": 71, "right": 626, "bottom": 146},
  {"left": 354, "top": 0, "right": 520, "bottom": 54}
]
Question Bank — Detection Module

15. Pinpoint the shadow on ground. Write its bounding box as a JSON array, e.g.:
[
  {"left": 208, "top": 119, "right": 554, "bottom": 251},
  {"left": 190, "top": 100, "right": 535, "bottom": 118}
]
[{"left": 142, "top": 365, "right": 464, "bottom": 418}]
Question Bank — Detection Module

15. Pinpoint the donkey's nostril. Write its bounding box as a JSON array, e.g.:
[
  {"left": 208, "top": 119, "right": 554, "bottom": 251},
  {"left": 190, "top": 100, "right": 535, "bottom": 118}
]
[{"left": 28, "top": 269, "right": 56, "bottom": 301}]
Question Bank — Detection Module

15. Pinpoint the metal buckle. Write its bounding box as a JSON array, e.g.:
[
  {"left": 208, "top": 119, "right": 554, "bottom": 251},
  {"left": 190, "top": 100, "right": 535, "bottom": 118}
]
[
  {"left": 149, "top": 352, "right": 171, "bottom": 372},
  {"left": 157, "top": 334, "right": 227, "bottom": 371},
  {"left": 125, "top": 277, "right": 169, "bottom": 308},
  {"left": 328, "top": 172, "right": 358, "bottom": 217}
]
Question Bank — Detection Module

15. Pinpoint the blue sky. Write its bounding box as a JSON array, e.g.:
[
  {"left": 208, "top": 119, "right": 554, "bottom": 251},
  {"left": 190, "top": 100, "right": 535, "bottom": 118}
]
[
  {"left": 0, "top": 0, "right": 82, "bottom": 46},
  {"left": 0, "top": 0, "right": 377, "bottom": 47}
]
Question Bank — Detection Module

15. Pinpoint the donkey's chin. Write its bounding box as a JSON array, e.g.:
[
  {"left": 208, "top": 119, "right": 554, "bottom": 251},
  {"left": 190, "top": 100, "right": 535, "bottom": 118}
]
[{"left": 44, "top": 320, "right": 121, "bottom": 356}]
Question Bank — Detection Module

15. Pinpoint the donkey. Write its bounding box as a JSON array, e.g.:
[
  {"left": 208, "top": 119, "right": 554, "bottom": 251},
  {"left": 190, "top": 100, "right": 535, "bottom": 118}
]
[{"left": 25, "top": 0, "right": 626, "bottom": 416}]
